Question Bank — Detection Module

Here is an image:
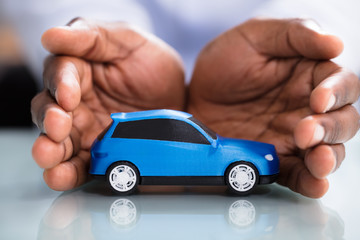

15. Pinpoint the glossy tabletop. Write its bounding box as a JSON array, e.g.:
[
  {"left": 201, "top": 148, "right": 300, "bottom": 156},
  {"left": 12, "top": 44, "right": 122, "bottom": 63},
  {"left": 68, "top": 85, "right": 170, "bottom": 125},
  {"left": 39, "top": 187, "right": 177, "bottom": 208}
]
[{"left": 1, "top": 129, "right": 359, "bottom": 239}]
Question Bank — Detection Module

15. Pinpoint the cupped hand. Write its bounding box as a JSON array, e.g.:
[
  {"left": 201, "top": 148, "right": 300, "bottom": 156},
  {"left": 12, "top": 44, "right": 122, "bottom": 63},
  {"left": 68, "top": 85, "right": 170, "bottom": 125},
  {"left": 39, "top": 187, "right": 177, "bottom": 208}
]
[
  {"left": 31, "top": 18, "right": 185, "bottom": 191},
  {"left": 188, "top": 18, "right": 360, "bottom": 198}
]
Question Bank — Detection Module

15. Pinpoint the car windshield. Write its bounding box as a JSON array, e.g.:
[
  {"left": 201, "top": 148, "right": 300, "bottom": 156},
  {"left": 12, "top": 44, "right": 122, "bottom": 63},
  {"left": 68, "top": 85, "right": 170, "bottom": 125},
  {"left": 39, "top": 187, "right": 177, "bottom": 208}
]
[{"left": 188, "top": 117, "right": 217, "bottom": 140}]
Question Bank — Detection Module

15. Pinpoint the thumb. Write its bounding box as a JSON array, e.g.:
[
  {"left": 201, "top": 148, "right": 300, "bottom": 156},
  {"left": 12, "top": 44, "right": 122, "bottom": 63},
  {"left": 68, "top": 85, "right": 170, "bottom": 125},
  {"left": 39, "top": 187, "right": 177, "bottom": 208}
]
[
  {"left": 41, "top": 18, "right": 147, "bottom": 62},
  {"left": 240, "top": 18, "right": 344, "bottom": 59}
]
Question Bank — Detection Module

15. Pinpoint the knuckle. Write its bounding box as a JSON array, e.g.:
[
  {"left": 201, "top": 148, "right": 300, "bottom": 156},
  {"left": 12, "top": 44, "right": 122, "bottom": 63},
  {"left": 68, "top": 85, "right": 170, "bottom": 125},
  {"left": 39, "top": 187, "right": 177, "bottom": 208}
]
[
  {"left": 325, "top": 120, "right": 340, "bottom": 144},
  {"left": 323, "top": 105, "right": 360, "bottom": 143},
  {"left": 30, "top": 93, "right": 45, "bottom": 127}
]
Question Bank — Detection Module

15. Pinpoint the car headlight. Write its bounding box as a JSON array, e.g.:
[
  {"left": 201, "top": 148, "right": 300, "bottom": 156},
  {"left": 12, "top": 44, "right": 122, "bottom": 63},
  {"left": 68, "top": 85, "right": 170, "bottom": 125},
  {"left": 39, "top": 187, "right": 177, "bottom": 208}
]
[{"left": 264, "top": 154, "right": 274, "bottom": 161}]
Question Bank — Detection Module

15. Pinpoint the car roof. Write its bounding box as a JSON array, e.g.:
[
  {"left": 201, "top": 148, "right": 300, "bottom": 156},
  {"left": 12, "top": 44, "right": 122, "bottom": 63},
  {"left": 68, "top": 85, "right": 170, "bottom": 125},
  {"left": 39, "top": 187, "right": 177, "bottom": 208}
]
[{"left": 110, "top": 109, "right": 193, "bottom": 122}]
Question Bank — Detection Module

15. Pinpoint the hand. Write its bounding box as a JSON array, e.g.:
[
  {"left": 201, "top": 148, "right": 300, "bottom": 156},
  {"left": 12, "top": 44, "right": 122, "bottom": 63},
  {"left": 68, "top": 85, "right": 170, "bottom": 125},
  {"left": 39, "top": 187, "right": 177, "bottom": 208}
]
[
  {"left": 31, "top": 18, "right": 185, "bottom": 191},
  {"left": 188, "top": 18, "right": 360, "bottom": 198}
]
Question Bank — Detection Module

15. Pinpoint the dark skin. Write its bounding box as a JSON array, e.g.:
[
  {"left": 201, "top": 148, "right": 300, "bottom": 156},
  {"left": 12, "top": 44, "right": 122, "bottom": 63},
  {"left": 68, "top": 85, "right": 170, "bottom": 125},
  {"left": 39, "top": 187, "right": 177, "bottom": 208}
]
[
  {"left": 188, "top": 18, "right": 360, "bottom": 198},
  {"left": 31, "top": 19, "right": 185, "bottom": 190},
  {"left": 31, "top": 18, "right": 360, "bottom": 198}
]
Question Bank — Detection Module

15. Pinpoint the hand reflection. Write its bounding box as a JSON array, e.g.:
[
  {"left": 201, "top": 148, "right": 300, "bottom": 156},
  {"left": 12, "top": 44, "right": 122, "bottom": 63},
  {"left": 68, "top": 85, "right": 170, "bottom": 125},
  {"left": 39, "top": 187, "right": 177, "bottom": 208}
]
[{"left": 38, "top": 183, "right": 344, "bottom": 239}]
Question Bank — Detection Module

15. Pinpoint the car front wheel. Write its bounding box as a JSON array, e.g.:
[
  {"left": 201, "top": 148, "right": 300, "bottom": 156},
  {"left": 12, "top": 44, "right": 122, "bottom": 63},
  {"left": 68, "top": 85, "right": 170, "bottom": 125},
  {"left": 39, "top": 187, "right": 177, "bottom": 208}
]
[
  {"left": 106, "top": 162, "right": 139, "bottom": 195},
  {"left": 225, "top": 162, "right": 258, "bottom": 195}
]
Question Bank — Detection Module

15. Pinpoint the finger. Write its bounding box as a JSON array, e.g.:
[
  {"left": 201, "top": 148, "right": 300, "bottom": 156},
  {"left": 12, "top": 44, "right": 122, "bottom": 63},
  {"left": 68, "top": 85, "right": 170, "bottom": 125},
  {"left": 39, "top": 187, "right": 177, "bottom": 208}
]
[
  {"left": 240, "top": 18, "right": 343, "bottom": 59},
  {"left": 43, "top": 56, "right": 86, "bottom": 112},
  {"left": 41, "top": 18, "right": 146, "bottom": 62},
  {"left": 31, "top": 91, "right": 72, "bottom": 142},
  {"left": 294, "top": 105, "right": 360, "bottom": 149},
  {"left": 43, "top": 150, "right": 90, "bottom": 191},
  {"left": 32, "top": 134, "right": 75, "bottom": 169},
  {"left": 278, "top": 156, "right": 329, "bottom": 198},
  {"left": 305, "top": 144, "right": 345, "bottom": 179},
  {"left": 310, "top": 62, "right": 360, "bottom": 113}
]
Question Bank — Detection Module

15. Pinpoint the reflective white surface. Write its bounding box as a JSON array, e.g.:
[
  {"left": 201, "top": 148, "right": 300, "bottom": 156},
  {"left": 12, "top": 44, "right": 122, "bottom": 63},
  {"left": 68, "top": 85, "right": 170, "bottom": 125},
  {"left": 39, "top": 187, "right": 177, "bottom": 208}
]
[{"left": 0, "top": 129, "right": 359, "bottom": 239}]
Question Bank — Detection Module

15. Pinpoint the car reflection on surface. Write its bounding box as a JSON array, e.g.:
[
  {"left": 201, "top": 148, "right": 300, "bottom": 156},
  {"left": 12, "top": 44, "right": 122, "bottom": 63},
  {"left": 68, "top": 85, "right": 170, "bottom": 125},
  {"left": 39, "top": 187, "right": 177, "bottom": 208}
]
[
  {"left": 227, "top": 199, "right": 256, "bottom": 227},
  {"left": 88, "top": 193, "right": 278, "bottom": 239},
  {"left": 105, "top": 196, "right": 274, "bottom": 236},
  {"left": 109, "top": 198, "right": 137, "bottom": 227},
  {"left": 38, "top": 183, "right": 344, "bottom": 240}
]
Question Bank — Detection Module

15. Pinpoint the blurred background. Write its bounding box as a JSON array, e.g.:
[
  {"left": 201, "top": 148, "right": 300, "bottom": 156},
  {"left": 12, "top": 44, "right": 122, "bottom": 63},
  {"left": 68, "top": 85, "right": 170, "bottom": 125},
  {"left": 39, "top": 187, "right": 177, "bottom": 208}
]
[
  {"left": 0, "top": 0, "right": 359, "bottom": 127},
  {"left": 0, "top": 9, "right": 37, "bottom": 126}
]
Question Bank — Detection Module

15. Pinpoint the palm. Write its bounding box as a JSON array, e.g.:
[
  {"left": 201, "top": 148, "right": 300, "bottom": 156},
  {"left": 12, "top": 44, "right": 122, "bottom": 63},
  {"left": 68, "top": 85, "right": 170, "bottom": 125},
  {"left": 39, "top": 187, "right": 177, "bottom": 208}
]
[
  {"left": 73, "top": 43, "right": 185, "bottom": 151},
  {"left": 190, "top": 57, "right": 319, "bottom": 185},
  {"left": 188, "top": 18, "right": 356, "bottom": 197}
]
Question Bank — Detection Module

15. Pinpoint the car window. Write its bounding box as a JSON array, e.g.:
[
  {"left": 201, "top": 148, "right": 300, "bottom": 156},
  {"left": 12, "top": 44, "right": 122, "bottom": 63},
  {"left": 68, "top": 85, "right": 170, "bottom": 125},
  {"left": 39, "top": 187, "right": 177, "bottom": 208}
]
[
  {"left": 112, "top": 119, "right": 210, "bottom": 144},
  {"left": 188, "top": 117, "right": 217, "bottom": 140},
  {"left": 97, "top": 121, "right": 112, "bottom": 140}
]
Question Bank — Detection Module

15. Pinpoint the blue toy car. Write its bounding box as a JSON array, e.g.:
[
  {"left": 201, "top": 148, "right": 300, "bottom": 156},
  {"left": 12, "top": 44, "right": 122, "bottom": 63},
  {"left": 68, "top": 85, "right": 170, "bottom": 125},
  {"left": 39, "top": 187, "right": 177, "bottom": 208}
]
[{"left": 90, "top": 109, "right": 279, "bottom": 195}]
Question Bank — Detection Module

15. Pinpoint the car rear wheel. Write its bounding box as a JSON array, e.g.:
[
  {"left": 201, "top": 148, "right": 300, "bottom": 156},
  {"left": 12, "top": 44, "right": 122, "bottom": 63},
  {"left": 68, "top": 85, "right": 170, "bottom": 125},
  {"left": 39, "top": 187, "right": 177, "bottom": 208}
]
[
  {"left": 107, "top": 162, "right": 139, "bottom": 195},
  {"left": 225, "top": 162, "right": 258, "bottom": 195}
]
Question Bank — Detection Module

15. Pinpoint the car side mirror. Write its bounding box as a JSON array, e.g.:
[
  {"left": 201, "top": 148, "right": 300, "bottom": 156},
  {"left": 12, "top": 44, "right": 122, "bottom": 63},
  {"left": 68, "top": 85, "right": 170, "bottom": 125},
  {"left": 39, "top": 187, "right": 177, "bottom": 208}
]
[{"left": 211, "top": 138, "right": 218, "bottom": 148}]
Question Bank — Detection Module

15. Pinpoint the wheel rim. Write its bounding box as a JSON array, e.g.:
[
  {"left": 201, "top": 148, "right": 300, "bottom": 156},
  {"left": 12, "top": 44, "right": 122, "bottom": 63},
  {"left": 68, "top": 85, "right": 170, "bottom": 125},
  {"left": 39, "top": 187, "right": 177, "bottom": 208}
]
[
  {"left": 228, "top": 164, "right": 256, "bottom": 192},
  {"left": 109, "top": 165, "right": 137, "bottom": 192},
  {"left": 110, "top": 199, "right": 137, "bottom": 226},
  {"left": 228, "top": 200, "right": 256, "bottom": 227}
]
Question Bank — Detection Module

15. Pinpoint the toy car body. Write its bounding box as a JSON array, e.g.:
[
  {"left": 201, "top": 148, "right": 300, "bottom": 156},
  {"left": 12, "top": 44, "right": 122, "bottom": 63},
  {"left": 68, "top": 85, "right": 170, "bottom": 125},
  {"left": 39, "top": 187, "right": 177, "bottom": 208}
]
[{"left": 90, "top": 109, "right": 279, "bottom": 195}]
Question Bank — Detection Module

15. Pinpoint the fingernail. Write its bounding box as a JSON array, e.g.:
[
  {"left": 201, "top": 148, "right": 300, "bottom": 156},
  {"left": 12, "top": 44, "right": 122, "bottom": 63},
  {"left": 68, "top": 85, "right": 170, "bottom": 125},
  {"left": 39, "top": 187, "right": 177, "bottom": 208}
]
[
  {"left": 54, "top": 89, "right": 59, "bottom": 103},
  {"left": 328, "top": 148, "right": 338, "bottom": 176},
  {"left": 331, "top": 159, "right": 337, "bottom": 174},
  {"left": 312, "top": 124, "right": 325, "bottom": 144},
  {"left": 303, "top": 19, "right": 328, "bottom": 35},
  {"left": 40, "top": 114, "right": 47, "bottom": 134},
  {"left": 324, "top": 94, "right": 336, "bottom": 112},
  {"left": 43, "top": 124, "right": 48, "bottom": 134}
]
